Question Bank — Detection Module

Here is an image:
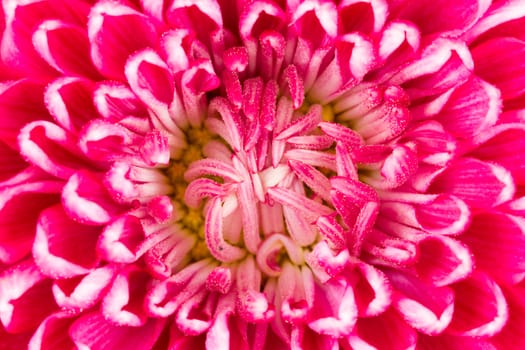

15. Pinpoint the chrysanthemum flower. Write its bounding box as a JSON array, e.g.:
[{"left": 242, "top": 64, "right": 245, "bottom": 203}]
[{"left": 1, "top": 0, "right": 525, "bottom": 349}]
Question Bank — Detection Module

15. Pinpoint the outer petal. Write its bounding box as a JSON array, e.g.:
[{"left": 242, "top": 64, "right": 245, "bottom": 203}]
[
  {"left": 428, "top": 158, "right": 515, "bottom": 209},
  {"left": 0, "top": 181, "right": 61, "bottom": 264},
  {"left": 33, "top": 204, "right": 101, "bottom": 278},
  {"left": 447, "top": 272, "right": 508, "bottom": 337},
  {"left": 389, "top": 0, "right": 490, "bottom": 36},
  {"left": 88, "top": 1, "right": 158, "bottom": 80},
  {"left": 460, "top": 212, "right": 525, "bottom": 284},
  {"left": 347, "top": 307, "right": 417, "bottom": 350},
  {"left": 0, "top": 80, "right": 49, "bottom": 148},
  {"left": 69, "top": 312, "right": 166, "bottom": 350},
  {"left": 28, "top": 312, "right": 76, "bottom": 350},
  {"left": 472, "top": 37, "right": 525, "bottom": 108},
  {"left": 0, "top": 260, "right": 57, "bottom": 333}
]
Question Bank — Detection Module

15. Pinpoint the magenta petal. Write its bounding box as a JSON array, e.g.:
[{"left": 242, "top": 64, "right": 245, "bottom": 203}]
[
  {"left": 52, "top": 265, "right": 116, "bottom": 311},
  {"left": 97, "top": 215, "right": 145, "bottom": 263},
  {"left": 338, "top": 0, "right": 388, "bottom": 34},
  {"left": 0, "top": 80, "right": 49, "bottom": 148},
  {"left": 33, "top": 204, "right": 101, "bottom": 278},
  {"left": 390, "top": 0, "right": 490, "bottom": 36},
  {"left": 437, "top": 77, "right": 500, "bottom": 139},
  {"left": 0, "top": 181, "right": 61, "bottom": 264},
  {"left": 447, "top": 272, "right": 508, "bottom": 337},
  {"left": 125, "top": 48, "right": 175, "bottom": 107},
  {"left": 93, "top": 81, "right": 149, "bottom": 122},
  {"left": 0, "top": 140, "right": 27, "bottom": 182},
  {"left": 417, "top": 333, "right": 496, "bottom": 350},
  {"left": 387, "top": 270, "right": 455, "bottom": 335},
  {"left": 492, "top": 286, "right": 525, "bottom": 349},
  {"left": 102, "top": 266, "right": 150, "bottom": 327},
  {"left": 413, "top": 235, "right": 473, "bottom": 287},
  {"left": 348, "top": 262, "right": 392, "bottom": 317},
  {"left": 33, "top": 20, "right": 99, "bottom": 77},
  {"left": 44, "top": 77, "right": 98, "bottom": 134},
  {"left": 414, "top": 194, "right": 471, "bottom": 236},
  {"left": 472, "top": 37, "right": 525, "bottom": 107},
  {"left": 69, "top": 311, "right": 166, "bottom": 350},
  {"left": 28, "top": 312, "right": 76, "bottom": 350},
  {"left": 429, "top": 158, "right": 515, "bottom": 209},
  {"left": 18, "top": 121, "right": 94, "bottom": 179},
  {"left": 460, "top": 212, "right": 525, "bottom": 284},
  {"left": 62, "top": 170, "right": 123, "bottom": 225},
  {"left": 469, "top": 124, "right": 525, "bottom": 185},
  {"left": 88, "top": 1, "right": 158, "bottom": 80},
  {"left": 348, "top": 307, "right": 417, "bottom": 350},
  {"left": 0, "top": 260, "right": 57, "bottom": 333}
]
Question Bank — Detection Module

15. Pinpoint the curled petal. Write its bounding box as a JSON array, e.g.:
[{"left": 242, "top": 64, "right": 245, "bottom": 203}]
[
  {"left": 429, "top": 158, "right": 515, "bottom": 209},
  {"left": 387, "top": 270, "right": 455, "bottom": 335},
  {"left": 447, "top": 272, "right": 508, "bottom": 337},
  {"left": 70, "top": 312, "right": 166, "bottom": 350},
  {"left": 52, "top": 265, "right": 116, "bottom": 311},
  {"left": 0, "top": 260, "right": 57, "bottom": 333},
  {"left": 33, "top": 20, "right": 98, "bottom": 77},
  {"left": 33, "top": 204, "right": 101, "bottom": 278},
  {"left": 88, "top": 1, "right": 158, "bottom": 80},
  {"left": 460, "top": 212, "right": 525, "bottom": 284}
]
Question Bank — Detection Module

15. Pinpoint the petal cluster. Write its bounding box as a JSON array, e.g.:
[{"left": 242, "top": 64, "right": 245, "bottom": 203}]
[{"left": 1, "top": 0, "right": 525, "bottom": 349}]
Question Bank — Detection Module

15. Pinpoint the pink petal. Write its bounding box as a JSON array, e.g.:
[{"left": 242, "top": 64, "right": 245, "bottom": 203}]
[
  {"left": 44, "top": 77, "right": 99, "bottom": 134},
  {"left": 387, "top": 270, "right": 455, "bottom": 335},
  {"left": 417, "top": 334, "right": 496, "bottom": 350},
  {"left": 88, "top": 1, "right": 158, "bottom": 80},
  {"left": 166, "top": 0, "right": 223, "bottom": 44},
  {"left": 347, "top": 262, "right": 392, "bottom": 317},
  {"left": 290, "top": 0, "right": 338, "bottom": 49},
  {"left": 429, "top": 158, "right": 515, "bottom": 209},
  {"left": 0, "top": 80, "right": 49, "bottom": 148},
  {"left": 392, "top": 38, "right": 473, "bottom": 100},
  {"left": 0, "top": 181, "right": 61, "bottom": 264},
  {"left": 69, "top": 312, "right": 166, "bottom": 350},
  {"left": 62, "top": 170, "right": 123, "bottom": 225},
  {"left": 412, "top": 235, "right": 473, "bottom": 287},
  {"left": 52, "top": 265, "right": 116, "bottom": 311},
  {"left": 472, "top": 37, "right": 525, "bottom": 107},
  {"left": 347, "top": 308, "right": 417, "bottom": 350},
  {"left": 401, "top": 121, "right": 456, "bottom": 166},
  {"left": 33, "top": 20, "right": 99, "bottom": 77},
  {"left": 308, "top": 278, "right": 357, "bottom": 338},
  {"left": 268, "top": 187, "right": 333, "bottom": 224},
  {"left": 18, "top": 121, "right": 94, "bottom": 179},
  {"left": 0, "top": 323, "right": 31, "bottom": 350},
  {"left": 437, "top": 77, "right": 500, "bottom": 139},
  {"left": 465, "top": 0, "right": 525, "bottom": 44},
  {"left": 204, "top": 197, "right": 246, "bottom": 263},
  {"left": 28, "top": 312, "right": 76, "bottom": 350},
  {"left": 0, "top": 140, "right": 27, "bottom": 183},
  {"left": 0, "top": 260, "right": 57, "bottom": 333},
  {"left": 338, "top": 0, "right": 388, "bottom": 34},
  {"left": 460, "top": 212, "right": 525, "bottom": 284},
  {"left": 447, "top": 272, "right": 508, "bottom": 337},
  {"left": 469, "top": 124, "right": 525, "bottom": 185},
  {"left": 93, "top": 82, "right": 149, "bottom": 123},
  {"left": 102, "top": 266, "right": 150, "bottom": 327},
  {"left": 97, "top": 215, "right": 145, "bottom": 263},
  {"left": 389, "top": 0, "right": 490, "bottom": 36},
  {"left": 414, "top": 194, "right": 471, "bottom": 236},
  {"left": 125, "top": 48, "right": 175, "bottom": 107},
  {"left": 77, "top": 119, "right": 135, "bottom": 162},
  {"left": 33, "top": 204, "right": 101, "bottom": 278},
  {"left": 492, "top": 286, "right": 525, "bottom": 349}
]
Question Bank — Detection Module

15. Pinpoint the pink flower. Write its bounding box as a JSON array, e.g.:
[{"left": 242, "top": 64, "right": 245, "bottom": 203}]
[{"left": 1, "top": 0, "right": 525, "bottom": 348}]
